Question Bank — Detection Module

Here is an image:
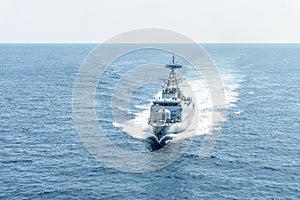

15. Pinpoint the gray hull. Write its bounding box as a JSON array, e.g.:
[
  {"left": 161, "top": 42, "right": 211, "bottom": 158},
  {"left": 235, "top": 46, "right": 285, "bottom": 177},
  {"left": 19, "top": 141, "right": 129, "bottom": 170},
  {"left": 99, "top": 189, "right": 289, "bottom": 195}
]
[{"left": 151, "top": 122, "right": 183, "bottom": 142}]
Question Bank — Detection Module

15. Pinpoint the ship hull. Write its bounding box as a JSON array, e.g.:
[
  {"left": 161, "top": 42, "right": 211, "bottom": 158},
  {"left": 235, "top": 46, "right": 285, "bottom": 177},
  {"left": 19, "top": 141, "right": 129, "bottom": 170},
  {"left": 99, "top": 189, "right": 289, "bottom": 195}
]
[
  {"left": 150, "top": 101, "right": 195, "bottom": 143},
  {"left": 151, "top": 122, "right": 183, "bottom": 142}
]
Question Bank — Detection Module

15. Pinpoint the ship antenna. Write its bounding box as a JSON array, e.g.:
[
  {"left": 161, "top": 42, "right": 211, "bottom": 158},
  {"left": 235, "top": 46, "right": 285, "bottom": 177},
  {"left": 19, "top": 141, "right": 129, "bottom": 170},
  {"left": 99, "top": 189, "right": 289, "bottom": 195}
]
[{"left": 172, "top": 53, "right": 175, "bottom": 64}]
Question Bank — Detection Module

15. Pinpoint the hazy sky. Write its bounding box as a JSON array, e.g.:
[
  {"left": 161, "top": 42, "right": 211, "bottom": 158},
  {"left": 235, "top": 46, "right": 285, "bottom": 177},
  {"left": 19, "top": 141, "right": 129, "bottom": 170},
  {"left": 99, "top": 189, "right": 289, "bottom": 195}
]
[{"left": 1, "top": 0, "right": 300, "bottom": 43}]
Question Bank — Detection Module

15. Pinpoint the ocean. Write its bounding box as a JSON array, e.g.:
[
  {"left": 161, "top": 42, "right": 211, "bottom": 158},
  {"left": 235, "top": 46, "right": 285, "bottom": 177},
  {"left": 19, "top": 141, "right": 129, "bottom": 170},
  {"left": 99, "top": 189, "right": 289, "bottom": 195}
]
[{"left": 0, "top": 44, "right": 299, "bottom": 199}]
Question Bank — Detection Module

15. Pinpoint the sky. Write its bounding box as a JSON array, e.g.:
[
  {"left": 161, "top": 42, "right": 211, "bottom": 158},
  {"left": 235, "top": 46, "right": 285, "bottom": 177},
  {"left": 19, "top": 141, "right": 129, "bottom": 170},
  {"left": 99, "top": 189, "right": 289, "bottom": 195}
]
[{"left": 0, "top": 0, "right": 300, "bottom": 43}]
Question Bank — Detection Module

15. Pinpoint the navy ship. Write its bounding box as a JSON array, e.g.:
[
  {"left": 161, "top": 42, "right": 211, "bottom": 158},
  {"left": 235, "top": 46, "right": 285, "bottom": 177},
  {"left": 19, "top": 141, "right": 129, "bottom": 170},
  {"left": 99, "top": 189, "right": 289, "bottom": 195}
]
[{"left": 148, "top": 54, "right": 194, "bottom": 143}]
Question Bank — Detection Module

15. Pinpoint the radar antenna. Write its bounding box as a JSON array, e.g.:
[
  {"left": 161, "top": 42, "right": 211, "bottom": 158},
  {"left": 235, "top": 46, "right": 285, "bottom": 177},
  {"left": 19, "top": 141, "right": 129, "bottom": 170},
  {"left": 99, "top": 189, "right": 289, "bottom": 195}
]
[{"left": 165, "top": 53, "right": 182, "bottom": 70}]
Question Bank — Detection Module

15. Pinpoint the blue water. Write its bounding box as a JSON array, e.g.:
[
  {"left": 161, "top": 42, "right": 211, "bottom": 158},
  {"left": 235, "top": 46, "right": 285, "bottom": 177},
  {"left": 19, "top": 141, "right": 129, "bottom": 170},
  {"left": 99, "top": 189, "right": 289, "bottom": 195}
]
[{"left": 0, "top": 44, "right": 299, "bottom": 199}]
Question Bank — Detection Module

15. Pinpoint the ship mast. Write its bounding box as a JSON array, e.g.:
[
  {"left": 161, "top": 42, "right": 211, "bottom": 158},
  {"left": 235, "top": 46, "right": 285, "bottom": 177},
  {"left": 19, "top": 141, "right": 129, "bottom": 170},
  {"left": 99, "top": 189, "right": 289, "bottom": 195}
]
[
  {"left": 161, "top": 53, "right": 182, "bottom": 98},
  {"left": 172, "top": 53, "right": 175, "bottom": 65}
]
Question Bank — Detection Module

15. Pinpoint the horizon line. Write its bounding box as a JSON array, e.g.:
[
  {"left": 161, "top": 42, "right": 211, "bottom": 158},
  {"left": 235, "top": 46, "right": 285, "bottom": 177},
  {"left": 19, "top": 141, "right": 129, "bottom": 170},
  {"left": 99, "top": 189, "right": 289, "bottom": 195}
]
[{"left": 1, "top": 42, "right": 300, "bottom": 44}]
